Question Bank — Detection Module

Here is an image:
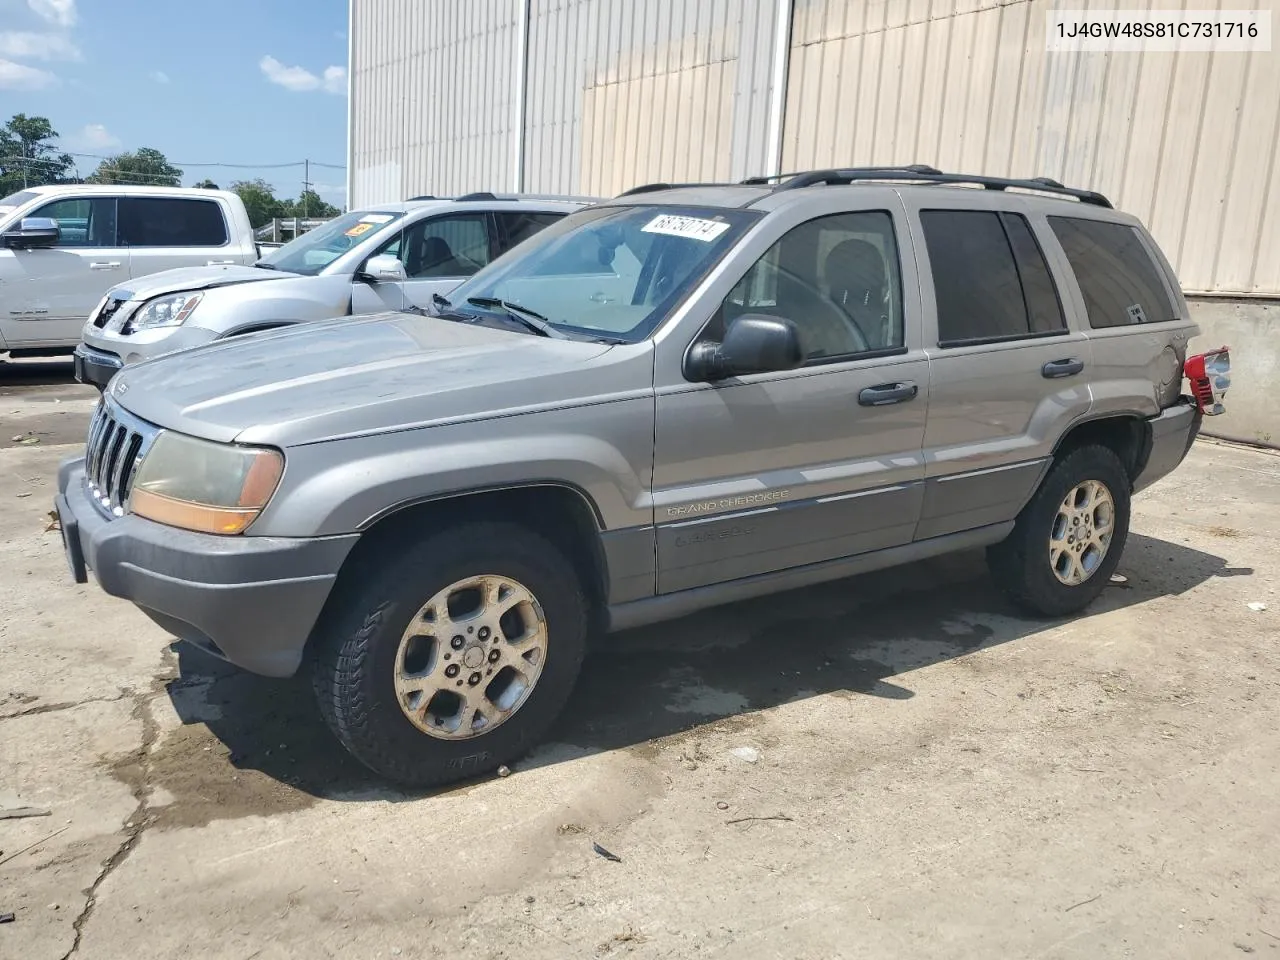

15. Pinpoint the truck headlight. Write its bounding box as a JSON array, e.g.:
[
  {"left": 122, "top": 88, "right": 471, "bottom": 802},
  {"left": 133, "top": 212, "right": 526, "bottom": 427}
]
[
  {"left": 126, "top": 292, "right": 203, "bottom": 332},
  {"left": 129, "top": 432, "right": 284, "bottom": 535}
]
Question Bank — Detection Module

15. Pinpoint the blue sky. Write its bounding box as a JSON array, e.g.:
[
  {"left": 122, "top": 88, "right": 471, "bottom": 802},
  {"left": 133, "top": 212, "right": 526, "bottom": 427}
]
[{"left": 0, "top": 0, "right": 349, "bottom": 205}]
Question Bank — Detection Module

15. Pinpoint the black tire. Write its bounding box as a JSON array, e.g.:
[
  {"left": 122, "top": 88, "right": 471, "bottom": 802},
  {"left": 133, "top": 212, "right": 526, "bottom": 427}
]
[
  {"left": 311, "top": 521, "right": 588, "bottom": 787},
  {"left": 987, "top": 445, "right": 1131, "bottom": 618}
]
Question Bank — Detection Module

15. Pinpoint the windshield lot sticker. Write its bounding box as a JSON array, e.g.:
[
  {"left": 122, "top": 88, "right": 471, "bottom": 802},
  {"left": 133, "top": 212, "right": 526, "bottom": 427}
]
[
  {"left": 359, "top": 214, "right": 394, "bottom": 224},
  {"left": 345, "top": 222, "right": 375, "bottom": 238},
  {"left": 1126, "top": 303, "right": 1147, "bottom": 324},
  {"left": 642, "top": 214, "right": 731, "bottom": 242}
]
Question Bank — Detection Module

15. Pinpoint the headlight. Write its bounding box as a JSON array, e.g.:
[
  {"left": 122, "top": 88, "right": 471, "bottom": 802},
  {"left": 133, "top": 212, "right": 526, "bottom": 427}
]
[
  {"left": 125, "top": 292, "right": 203, "bottom": 332},
  {"left": 129, "top": 431, "right": 283, "bottom": 535}
]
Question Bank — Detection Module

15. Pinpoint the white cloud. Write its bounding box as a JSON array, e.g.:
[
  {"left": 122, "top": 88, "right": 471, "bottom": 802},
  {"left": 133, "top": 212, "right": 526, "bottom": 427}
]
[
  {"left": 28, "top": 0, "right": 76, "bottom": 28},
  {"left": 260, "top": 54, "right": 347, "bottom": 95},
  {"left": 322, "top": 65, "right": 346, "bottom": 94},
  {"left": 149, "top": 69, "right": 169, "bottom": 84},
  {"left": 0, "top": 30, "right": 80, "bottom": 61},
  {"left": 0, "top": 57, "right": 57, "bottom": 89},
  {"left": 65, "top": 123, "right": 120, "bottom": 151}
]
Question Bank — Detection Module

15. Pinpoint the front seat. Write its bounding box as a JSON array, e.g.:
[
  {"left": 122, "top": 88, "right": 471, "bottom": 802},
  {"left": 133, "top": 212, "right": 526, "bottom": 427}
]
[
  {"left": 823, "top": 239, "right": 889, "bottom": 347},
  {"left": 406, "top": 235, "right": 458, "bottom": 278}
]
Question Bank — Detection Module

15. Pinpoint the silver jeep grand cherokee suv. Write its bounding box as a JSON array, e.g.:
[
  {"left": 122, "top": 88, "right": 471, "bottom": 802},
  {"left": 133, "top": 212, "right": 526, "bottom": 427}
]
[{"left": 55, "top": 166, "right": 1231, "bottom": 786}]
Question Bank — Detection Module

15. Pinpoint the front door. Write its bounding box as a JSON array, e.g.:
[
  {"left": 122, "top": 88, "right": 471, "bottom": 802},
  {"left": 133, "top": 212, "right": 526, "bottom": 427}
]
[
  {"left": 351, "top": 212, "right": 497, "bottom": 315},
  {"left": 905, "top": 201, "right": 1094, "bottom": 540},
  {"left": 0, "top": 196, "right": 121, "bottom": 346},
  {"left": 652, "top": 205, "right": 929, "bottom": 594}
]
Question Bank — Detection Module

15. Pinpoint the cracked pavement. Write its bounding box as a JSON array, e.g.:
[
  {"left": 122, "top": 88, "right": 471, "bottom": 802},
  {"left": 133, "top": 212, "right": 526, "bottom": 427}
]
[{"left": 2, "top": 361, "right": 1279, "bottom": 959}]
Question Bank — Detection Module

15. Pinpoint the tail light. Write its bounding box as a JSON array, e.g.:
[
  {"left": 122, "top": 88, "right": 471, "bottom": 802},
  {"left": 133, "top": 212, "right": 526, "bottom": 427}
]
[{"left": 1184, "top": 347, "right": 1230, "bottom": 416}]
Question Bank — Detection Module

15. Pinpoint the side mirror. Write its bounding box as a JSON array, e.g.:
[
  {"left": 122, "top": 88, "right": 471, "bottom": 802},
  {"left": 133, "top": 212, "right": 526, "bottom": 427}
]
[
  {"left": 360, "top": 253, "right": 407, "bottom": 282},
  {"left": 3, "top": 217, "right": 60, "bottom": 249},
  {"left": 686, "top": 314, "right": 804, "bottom": 382}
]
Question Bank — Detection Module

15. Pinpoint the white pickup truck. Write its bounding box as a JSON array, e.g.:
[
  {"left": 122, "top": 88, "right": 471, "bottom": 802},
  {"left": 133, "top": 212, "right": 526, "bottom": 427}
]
[{"left": 0, "top": 184, "right": 257, "bottom": 358}]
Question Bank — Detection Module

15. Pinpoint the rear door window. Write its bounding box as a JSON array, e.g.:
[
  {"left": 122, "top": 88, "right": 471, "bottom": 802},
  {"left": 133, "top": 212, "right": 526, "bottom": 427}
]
[
  {"left": 1048, "top": 217, "right": 1176, "bottom": 328},
  {"left": 921, "top": 210, "right": 1066, "bottom": 346},
  {"left": 494, "top": 211, "right": 564, "bottom": 252},
  {"left": 118, "top": 197, "right": 229, "bottom": 247}
]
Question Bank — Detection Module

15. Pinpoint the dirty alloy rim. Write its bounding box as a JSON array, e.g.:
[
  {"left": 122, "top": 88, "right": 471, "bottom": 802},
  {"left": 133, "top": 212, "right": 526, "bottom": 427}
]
[
  {"left": 393, "top": 575, "right": 549, "bottom": 740},
  {"left": 1049, "top": 479, "right": 1116, "bottom": 586}
]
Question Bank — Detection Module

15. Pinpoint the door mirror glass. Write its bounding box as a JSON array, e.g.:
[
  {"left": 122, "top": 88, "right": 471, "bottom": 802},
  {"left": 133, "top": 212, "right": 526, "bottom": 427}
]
[
  {"left": 361, "top": 253, "right": 407, "bottom": 282},
  {"left": 3, "top": 216, "right": 60, "bottom": 249},
  {"left": 688, "top": 314, "right": 804, "bottom": 381}
]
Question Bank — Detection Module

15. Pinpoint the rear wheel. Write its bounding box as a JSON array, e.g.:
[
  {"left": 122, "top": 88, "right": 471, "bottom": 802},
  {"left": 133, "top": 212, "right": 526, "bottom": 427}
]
[
  {"left": 311, "top": 522, "right": 588, "bottom": 786},
  {"left": 987, "top": 445, "right": 1131, "bottom": 617}
]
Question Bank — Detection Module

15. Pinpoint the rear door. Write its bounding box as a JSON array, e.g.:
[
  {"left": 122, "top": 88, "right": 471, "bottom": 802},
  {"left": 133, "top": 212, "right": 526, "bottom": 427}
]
[
  {"left": 651, "top": 197, "right": 930, "bottom": 593},
  {"left": 120, "top": 196, "right": 235, "bottom": 281},
  {"left": 906, "top": 196, "right": 1093, "bottom": 540},
  {"left": 0, "top": 195, "right": 122, "bottom": 346}
]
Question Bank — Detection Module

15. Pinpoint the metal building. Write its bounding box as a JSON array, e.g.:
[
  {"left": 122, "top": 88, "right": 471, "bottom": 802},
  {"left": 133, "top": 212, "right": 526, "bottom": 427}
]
[{"left": 348, "top": 0, "right": 1280, "bottom": 444}]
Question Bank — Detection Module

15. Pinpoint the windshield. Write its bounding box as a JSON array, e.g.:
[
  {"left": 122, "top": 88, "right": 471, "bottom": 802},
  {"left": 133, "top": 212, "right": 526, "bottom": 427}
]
[
  {"left": 0, "top": 190, "right": 40, "bottom": 217},
  {"left": 442, "top": 204, "right": 760, "bottom": 342},
  {"left": 258, "top": 209, "right": 406, "bottom": 276}
]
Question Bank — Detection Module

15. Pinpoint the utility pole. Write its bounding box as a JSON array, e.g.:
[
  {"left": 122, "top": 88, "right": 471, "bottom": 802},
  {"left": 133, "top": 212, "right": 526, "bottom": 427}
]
[
  {"left": 302, "top": 159, "right": 311, "bottom": 217},
  {"left": 21, "top": 141, "right": 28, "bottom": 188}
]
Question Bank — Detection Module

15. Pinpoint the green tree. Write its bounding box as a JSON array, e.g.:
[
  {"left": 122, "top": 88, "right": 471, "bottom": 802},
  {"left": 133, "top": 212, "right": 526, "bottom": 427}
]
[
  {"left": 0, "top": 114, "right": 74, "bottom": 194},
  {"left": 86, "top": 147, "right": 182, "bottom": 186},
  {"left": 282, "top": 189, "right": 340, "bottom": 219},
  {"left": 193, "top": 178, "right": 220, "bottom": 189},
  {"left": 230, "top": 178, "right": 285, "bottom": 228}
]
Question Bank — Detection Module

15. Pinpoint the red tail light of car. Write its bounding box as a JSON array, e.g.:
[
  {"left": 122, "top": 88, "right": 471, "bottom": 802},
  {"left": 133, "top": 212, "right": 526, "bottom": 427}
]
[{"left": 1184, "top": 347, "right": 1230, "bottom": 416}]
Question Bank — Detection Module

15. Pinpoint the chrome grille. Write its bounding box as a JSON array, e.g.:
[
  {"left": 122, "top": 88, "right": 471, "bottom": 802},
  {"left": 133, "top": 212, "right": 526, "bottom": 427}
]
[{"left": 83, "top": 400, "right": 157, "bottom": 517}]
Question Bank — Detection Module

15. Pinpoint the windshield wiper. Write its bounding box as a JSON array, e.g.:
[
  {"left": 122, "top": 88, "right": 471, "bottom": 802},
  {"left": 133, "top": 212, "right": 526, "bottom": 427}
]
[
  {"left": 432, "top": 292, "right": 452, "bottom": 310},
  {"left": 253, "top": 261, "right": 278, "bottom": 270},
  {"left": 466, "top": 297, "right": 564, "bottom": 339}
]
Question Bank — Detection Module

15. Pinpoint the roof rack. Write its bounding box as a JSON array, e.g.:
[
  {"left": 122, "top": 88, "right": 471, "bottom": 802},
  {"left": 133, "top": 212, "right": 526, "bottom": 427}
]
[
  {"left": 406, "top": 194, "right": 437, "bottom": 201},
  {"left": 770, "top": 168, "right": 1111, "bottom": 207},
  {"left": 740, "top": 164, "right": 942, "bottom": 185},
  {"left": 615, "top": 182, "right": 728, "bottom": 197},
  {"left": 455, "top": 191, "right": 498, "bottom": 202}
]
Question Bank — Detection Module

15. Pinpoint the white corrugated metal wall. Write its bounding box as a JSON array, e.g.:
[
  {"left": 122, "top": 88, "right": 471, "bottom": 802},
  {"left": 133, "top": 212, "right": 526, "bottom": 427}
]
[
  {"left": 349, "top": 0, "right": 520, "bottom": 202},
  {"left": 781, "top": 0, "right": 1280, "bottom": 295},
  {"left": 349, "top": 0, "right": 1279, "bottom": 296}
]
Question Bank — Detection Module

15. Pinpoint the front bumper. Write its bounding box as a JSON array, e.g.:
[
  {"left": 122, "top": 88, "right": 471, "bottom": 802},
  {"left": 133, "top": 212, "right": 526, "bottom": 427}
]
[
  {"left": 1133, "top": 400, "right": 1203, "bottom": 494},
  {"left": 73, "top": 343, "right": 123, "bottom": 390},
  {"left": 55, "top": 457, "right": 359, "bottom": 677}
]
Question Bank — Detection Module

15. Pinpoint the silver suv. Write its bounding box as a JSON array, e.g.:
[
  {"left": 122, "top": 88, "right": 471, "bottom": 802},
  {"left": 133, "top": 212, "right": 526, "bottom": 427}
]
[
  {"left": 54, "top": 167, "right": 1231, "bottom": 786},
  {"left": 73, "top": 193, "right": 591, "bottom": 389}
]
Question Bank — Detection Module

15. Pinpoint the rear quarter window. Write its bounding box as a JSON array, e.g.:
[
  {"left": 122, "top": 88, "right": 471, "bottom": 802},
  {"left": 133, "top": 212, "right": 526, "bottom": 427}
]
[{"left": 1048, "top": 217, "right": 1176, "bottom": 328}]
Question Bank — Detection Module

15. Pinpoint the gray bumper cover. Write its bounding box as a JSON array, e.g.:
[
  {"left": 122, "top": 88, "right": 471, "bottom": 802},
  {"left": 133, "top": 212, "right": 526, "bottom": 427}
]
[{"left": 55, "top": 457, "right": 358, "bottom": 677}]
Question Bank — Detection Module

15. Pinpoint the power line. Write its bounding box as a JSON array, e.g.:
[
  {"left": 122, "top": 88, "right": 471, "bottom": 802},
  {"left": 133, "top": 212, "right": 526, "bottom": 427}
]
[{"left": 3, "top": 153, "right": 346, "bottom": 171}]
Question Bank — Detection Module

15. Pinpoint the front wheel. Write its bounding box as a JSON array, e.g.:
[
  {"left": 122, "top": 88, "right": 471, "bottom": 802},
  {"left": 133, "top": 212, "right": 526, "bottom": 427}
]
[
  {"left": 987, "top": 445, "right": 1131, "bottom": 618},
  {"left": 311, "top": 522, "right": 588, "bottom": 786}
]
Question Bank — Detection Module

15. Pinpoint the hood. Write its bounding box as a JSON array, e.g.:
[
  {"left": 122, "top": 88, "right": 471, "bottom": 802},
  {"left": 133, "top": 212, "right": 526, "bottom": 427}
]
[
  {"left": 115, "top": 264, "right": 292, "bottom": 301},
  {"left": 109, "top": 312, "right": 622, "bottom": 446}
]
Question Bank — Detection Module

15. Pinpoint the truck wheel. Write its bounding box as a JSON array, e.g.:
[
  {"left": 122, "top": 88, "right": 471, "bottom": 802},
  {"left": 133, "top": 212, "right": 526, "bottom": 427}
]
[
  {"left": 987, "top": 445, "right": 1131, "bottom": 618},
  {"left": 311, "top": 522, "right": 588, "bottom": 786}
]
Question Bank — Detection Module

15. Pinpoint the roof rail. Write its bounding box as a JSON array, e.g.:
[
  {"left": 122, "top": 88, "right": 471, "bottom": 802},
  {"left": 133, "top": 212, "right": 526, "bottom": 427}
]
[
  {"left": 406, "top": 194, "right": 437, "bottom": 201},
  {"left": 771, "top": 168, "right": 1111, "bottom": 207},
  {"left": 615, "top": 182, "right": 724, "bottom": 197},
  {"left": 455, "top": 191, "right": 498, "bottom": 202},
  {"left": 740, "top": 164, "right": 942, "bottom": 185}
]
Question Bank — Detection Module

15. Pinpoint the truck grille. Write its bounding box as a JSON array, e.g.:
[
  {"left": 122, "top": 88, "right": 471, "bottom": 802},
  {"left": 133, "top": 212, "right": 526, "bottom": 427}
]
[
  {"left": 91, "top": 295, "right": 129, "bottom": 329},
  {"left": 83, "top": 400, "right": 157, "bottom": 517}
]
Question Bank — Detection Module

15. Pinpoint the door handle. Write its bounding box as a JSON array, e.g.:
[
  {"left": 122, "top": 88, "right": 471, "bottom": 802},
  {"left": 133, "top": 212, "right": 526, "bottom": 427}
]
[
  {"left": 1042, "top": 358, "right": 1085, "bottom": 379},
  {"left": 858, "top": 381, "right": 919, "bottom": 406},
  {"left": 89, "top": 261, "right": 121, "bottom": 270}
]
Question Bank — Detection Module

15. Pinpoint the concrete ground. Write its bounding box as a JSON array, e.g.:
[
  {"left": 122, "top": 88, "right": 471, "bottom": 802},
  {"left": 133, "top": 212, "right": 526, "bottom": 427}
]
[{"left": 1, "top": 358, "right": 1278, "bottom": 960}]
